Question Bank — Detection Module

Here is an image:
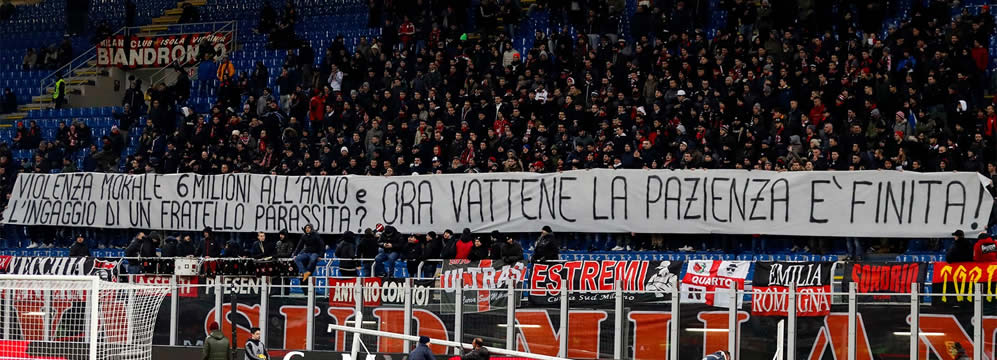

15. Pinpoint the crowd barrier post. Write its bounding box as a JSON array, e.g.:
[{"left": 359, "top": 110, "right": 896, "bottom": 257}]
[
  {"left": 402, "top": 278, "right": 412, "bottom": 351},
  {"left": 909, "top": 282, "right": 918, "bottom": 360},
  {"left": 453, "top": 278, "right": 464, "bottom": 355},
  {"left": 787, "top": 283, "right": 796, "bottom": 360},
  {"left": 847, "top": 282, "right": 856, "bottom": 360},
  {"left": 213, "top": 275, "right": 222, "bottom": 327},
  {"left": 305, "top": 276, "right": 315, "bottom": 351},
  {"left": 169, "top": 275, "right": 178, "bottom": 346},
  {"left": 613, "top": 279, "right": 623, "bottom": 360},
  {"left": 558, "top": 279, "right": 568, "bottom": 358},
  {"left": 506, "top": 279, "right": 516, "bottom": 351},
  {"left": 974, "top": 283, "right": 982, "bottom": 360},
  {"left": 260, "top": 277, "right": 269, "bottom": 345},
  {"left": 728, "top": 283, "right": 737, "bottom": 359},
  {"left": 669, "top": 277, "right": 679, "bottom": 360}
]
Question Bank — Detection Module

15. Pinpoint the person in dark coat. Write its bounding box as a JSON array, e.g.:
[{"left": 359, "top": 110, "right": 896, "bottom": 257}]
[
  {"left": 293, "top": 224, "right": 323, "bottom": 280},
  {"left": 500, "top": 234, "right": 524, "bottom": 265},
  {"left": 409, "top": 336, "right": 436, "bottom": 360},
  {"left": 531, "top": 226, "right": 559, "bottom": 263},
  {"left": 373, "top": 225, "right": 404, "bottom": 277},
  {"left": 488, "top": 231, "right": 504, "bottom": 261},
  {"left": 468, "top": 237, "right": 489, "bottom": 261},
  {"left": 421, "top": 231, "right": 444, "bottom": 277},
  {"left": 177, "top": 234, "right": 199, "bottom": 257},
  {"left": 222, "top": 236, "right": 243, "bottom": 258},
  {"left": 160, "top": 235, "right": 178, "bottom": 257},
  {"left": 335, "top": 231, "right": 360, "bottom": 277},
  {"left": 460, "top": 338, "right": 489, "bottom": 360},
  {"left": 248, "top": 232, "right": 274, "bottom": 259},
  {"left": 274, "top": 229, "right": 294, "bottom": 258},
  {"left": 69, "top": 234, "right": 90, "bottom": 257},
  {"left": 356, "top": 228, "right": 379, "bottom": 275},
  {"left": 946, "top": 229, "right": 974, "bottom": 263},
  {"left": 403, "top": 234, "right": 424, "bottom": 277},
  {"left": 203, "top": 227, "right": 223, "bottom": 257},
  {"left": 439, "top": 229, "right": 457, "bottom": 259},
  {"left": 124, "top": 232, "right": 158, "bottom": 274}
]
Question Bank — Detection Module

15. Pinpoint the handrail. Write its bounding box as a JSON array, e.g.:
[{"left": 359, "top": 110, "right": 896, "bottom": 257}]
[
  {"left": 37, "top": 26, "right": 129, "bottom": 98},
  {"left": 36, "top": 21, "right": 238, "bottom": 106}
]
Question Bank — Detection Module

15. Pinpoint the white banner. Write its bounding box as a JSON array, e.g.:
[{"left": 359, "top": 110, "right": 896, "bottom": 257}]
[{"left": 1, "top": 170, "right": 992, "bottom": 237}]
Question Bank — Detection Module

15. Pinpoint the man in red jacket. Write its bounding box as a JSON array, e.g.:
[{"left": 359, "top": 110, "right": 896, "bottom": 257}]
[{"left": 973, "top": 233, "right": 997, "bottom": 262}]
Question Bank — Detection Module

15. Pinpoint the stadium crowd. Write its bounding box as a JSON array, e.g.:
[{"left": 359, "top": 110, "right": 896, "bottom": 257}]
[{"left": 3, "top": 0, "right": 997, "bottom": 257}]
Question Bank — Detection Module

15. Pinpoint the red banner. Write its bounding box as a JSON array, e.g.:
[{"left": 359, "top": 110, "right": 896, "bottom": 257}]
[
  {"left": 96, "top": 32, "right": 231, "bottom": 68},
  {"left": 931, "top": 261, "right": 997, "bottom": 304},
  {"left": 680, "top": 260, "right": 750, "bottom": 307}
]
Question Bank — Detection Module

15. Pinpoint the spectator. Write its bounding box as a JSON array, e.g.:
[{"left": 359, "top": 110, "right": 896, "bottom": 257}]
[
  {"left": 409, "top": 336, "right": 435, "bottom": 360},
  {"left": 500, "top": 234, "right": 524, "bottom": 265},
  {"left": 203, "top": 227, "right": 223, "bottom": 257},
  {"left": 274, "top": 229, "right": 294, "bottom": 258},
  {"left": 161, "top": 234, "right": 178, "bottom": 257},
  {"left": 451, "top": 229, "right": 475, "bottom": 260},
  {"left": 21, "top": 49, "right": 35, "bottom": 70},
  {"left": 335, "top": 231, "right": 360, "bottom": 277},
  {"left": 403, "top": 233, "right": 424, "bottom": 277},
  {"left": 293, "top": 224, "right": 323, "bottom": 280},
  {"left": 248, "top": 232, "right": 274, "bottom": 259},
  {"left": 122, "top": 79, "right": 144, "bottom": 113},
  {"left": 124, "top": 232, "right": 158, "bottom": 274},
  {"left": 946, "top": 230, "right": 974, "bottom": 263},
  {"left": 531, "top": 226, "right": 559, "bottom": 263},
  {"left": 177, "top": 234, "right": 199, "bottom": 257},
  {"left": 2, "top": 88, "right": 15, "bottom": 114},
  {"left": 468, "top": 237, "right": 489, "bottom": 261},
  {"left": 461, "top": 338, "right": 489, "bottom": 360},
  {"left": 0, "top": 0, "right": 14, "bottom": 21},
  {"left": 373, "top": 225, "right": 404, "bottom": 277},
  {"left": 69, "top": 234, "right": 90, "bottom": 257},
  {"left": 974, "top": 233, "right": 997, "bottom": 262},
  {"left": 421, "top": 231, "right": 443, "bottom": 276},
  {"left": 178, "top": 2, "right": 200, "bottom": 24},
  {"left": 202, "top": 322, "right": 230, "bottom": 360}
]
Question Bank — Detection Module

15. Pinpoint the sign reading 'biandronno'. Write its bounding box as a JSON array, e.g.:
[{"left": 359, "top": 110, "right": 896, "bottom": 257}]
[{"left": 2, "top": 170, "right": 991, "bottom": 237}]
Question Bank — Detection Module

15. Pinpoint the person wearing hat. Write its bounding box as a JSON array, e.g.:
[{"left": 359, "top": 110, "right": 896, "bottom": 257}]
[
  {"left": 531, "top": 226, "right": 559, "bottom": 263},
  {"left": 409, "top": 336, "right": 435, "bottom": 360},
  {"left": 946, "top": 230, "right": 973, "bottom": 263},
  {"left": 201, "top": 322, "right": 230, "bottom": 360},
  {"left": 69, "top": 233, "right": 90, "bottom": 257}
]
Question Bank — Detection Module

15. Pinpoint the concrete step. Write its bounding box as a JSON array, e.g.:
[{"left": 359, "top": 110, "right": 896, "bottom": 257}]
[
  {"left": 164, "top": 8, "right": 183, "bottom": 15},
  {"left": 152, "top": 15, "right": 180, "bottom": 24},
  {"left": 0, "top": 113, "right": 27, "bottom": 121},
  {"left": 139, "top": 24, "right": 170, "bottom": 33}
]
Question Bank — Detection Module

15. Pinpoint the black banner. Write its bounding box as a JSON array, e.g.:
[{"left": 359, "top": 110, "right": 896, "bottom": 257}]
[
  {"left": 526, "top": 260, "right": 682, "bottom": 305},
  {"left": 751, "top": 262, "right": 833, "bottom": 316},
  {"left": 842, "top": 262, "right": 927, "bottom": 301},
  {"left": 0, "top": 255, "right": 118, "bottom": 280},
  {"left": 439, "top": 259, "right": 525, "bottom": 313}
]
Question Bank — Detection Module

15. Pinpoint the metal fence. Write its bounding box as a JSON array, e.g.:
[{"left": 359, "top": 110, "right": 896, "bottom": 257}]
[{"left": 123, "top": 273, "right": 997, "bottom": 360}]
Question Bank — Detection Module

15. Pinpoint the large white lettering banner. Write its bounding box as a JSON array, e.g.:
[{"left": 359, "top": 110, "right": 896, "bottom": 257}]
[{"left": 1, "top": 170, "right": 992, "bottom": 237}]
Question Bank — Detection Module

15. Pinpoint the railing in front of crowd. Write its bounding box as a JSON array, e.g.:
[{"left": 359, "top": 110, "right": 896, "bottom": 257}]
[{"left": 107, "top": 271, "right": 993, "bottom": 360}]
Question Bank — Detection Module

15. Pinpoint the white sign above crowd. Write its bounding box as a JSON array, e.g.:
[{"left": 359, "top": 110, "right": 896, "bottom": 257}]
[{"left": 2, "top": 170, "right": 992, "bottom": 237}]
